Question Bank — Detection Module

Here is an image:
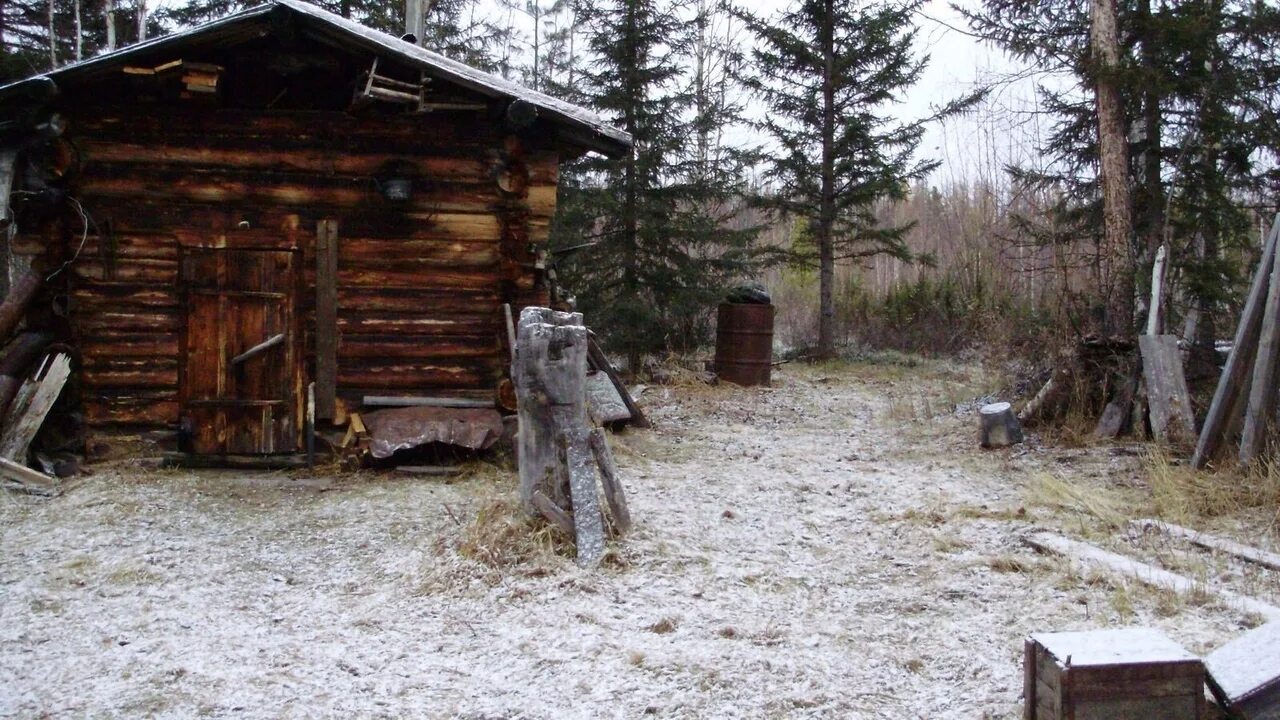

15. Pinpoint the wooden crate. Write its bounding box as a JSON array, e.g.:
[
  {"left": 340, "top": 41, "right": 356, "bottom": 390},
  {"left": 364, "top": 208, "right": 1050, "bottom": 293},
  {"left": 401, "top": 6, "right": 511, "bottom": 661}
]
[{"left": 1025, "top": 628, "right": 1206, "bottom": 720}]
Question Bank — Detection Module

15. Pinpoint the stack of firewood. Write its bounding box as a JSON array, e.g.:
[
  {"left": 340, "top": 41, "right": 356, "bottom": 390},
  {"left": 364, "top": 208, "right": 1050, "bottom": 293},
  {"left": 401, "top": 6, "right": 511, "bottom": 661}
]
[{"left": 0, "top": 269, "right": 75, "bottom": 495}]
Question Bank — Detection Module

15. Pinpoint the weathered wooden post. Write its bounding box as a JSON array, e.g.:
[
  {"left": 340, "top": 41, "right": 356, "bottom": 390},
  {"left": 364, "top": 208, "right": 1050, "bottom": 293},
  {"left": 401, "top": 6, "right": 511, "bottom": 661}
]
[{"left": 513, "top": 307, "right": 630, "bottom": 568}]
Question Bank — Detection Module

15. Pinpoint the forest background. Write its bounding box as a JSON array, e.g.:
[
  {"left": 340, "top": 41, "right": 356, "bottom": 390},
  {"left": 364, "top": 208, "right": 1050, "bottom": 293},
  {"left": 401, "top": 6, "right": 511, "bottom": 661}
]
[{"left": 4, "top": 0, "right": 1279, "bottom": 377}]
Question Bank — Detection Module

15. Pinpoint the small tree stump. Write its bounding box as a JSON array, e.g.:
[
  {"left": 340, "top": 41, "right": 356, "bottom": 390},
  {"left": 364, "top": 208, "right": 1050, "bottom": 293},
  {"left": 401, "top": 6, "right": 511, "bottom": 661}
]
[{"left": 979, "top": 402, "right": 1023, "bottom": 448}]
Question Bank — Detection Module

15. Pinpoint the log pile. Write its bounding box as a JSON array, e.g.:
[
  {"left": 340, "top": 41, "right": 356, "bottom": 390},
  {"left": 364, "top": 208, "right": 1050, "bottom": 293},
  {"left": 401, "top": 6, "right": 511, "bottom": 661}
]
[{"left": 514, "top": 307, "right": 631, "bottom": 568}]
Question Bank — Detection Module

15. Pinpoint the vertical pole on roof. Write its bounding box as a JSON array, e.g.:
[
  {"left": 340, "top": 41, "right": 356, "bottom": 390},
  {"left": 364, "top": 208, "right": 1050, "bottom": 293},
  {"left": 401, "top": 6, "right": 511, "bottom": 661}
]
[{"left": 405, "top": 0, "right": 424, "bottom": 45}]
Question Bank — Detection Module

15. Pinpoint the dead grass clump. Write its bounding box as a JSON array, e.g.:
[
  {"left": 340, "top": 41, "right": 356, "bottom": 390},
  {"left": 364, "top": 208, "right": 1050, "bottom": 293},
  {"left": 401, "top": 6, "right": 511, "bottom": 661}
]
[
  {"left": 458, "top": 492, "right": 570, "bottom": 569},
  {"left": 986, "top": 555, "right": 1033, "bottom": 573},
  {"left": 1025, "top": 472, "right": 1132, "bottom": 530},
  {"left": 1146, "top": 448, "right": 1280, "bottom": 522},
  {"left": 647, "top": 617, "right": 678, "bottom": 634}
]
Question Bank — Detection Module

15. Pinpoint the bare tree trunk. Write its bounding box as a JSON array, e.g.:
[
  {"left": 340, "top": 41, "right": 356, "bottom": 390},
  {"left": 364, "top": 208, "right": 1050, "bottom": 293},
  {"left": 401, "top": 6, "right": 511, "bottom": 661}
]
[
  {"left": 135, "top": 0, "right": 146, "bottom": 41},
  {"left": 105, "top": 0, "right": 116, "bottom": 51},
  {"left": 816, "top": 0, "right": 837, "bottom": 359},
  {"left": 73, "top": 0, "right": 82, "bottom": 61},
  {"left": 47, "top": 0, "right": 56, "bottom": 68},
  {"left": 1090, "top": 0, "right": 1134, "bottom": 336}
]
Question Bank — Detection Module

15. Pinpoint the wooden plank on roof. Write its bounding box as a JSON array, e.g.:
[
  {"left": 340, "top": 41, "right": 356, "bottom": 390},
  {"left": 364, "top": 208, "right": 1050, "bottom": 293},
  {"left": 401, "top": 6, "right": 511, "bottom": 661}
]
[{"left": 315, "top": 219, "right": 338, "bottom": 420}]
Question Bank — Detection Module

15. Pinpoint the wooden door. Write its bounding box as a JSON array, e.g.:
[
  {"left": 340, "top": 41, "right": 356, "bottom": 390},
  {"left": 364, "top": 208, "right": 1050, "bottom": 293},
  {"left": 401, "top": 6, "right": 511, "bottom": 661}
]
[{"left": 180, "top": 248, "right": 301, "bottom": 456}]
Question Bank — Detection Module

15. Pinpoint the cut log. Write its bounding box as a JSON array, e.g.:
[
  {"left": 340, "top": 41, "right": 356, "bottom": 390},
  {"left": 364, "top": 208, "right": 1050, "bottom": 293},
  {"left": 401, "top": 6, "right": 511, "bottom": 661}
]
[
  {"left": 1018, "top": 365, "right": 1072, "bottom": 425},
  {"left": 979, "top": 402, "right": 1023, "bottom": 448},
  {"left": 0, "top": 353, "right": 71, "bottom": 461},
  {"left": 1204, "top": 621, "right": 1280, "bottom": 720},
  {"left": 1139, "top": 335, "right": 1196, "bottom": 448},
  {"left": 1241, "top": 233, "right": 1280, "bottom": 464},
  {"left": 1195, "top": 214, "right": 1280, "bottom": 468},
  {"left": 531, "top": 489, "right": 574, "bottom": 536},
  {"left": 1094, "top": 374, "right": 1137, "bottom": 438},
  {"left": 0, "top": 455, "right": 58, "bottom": 496},
  {"left": 1025, "top": 531, "right": 1280, "bottom": 622},
  {"left": 0, "top": 270, "right": 41, "bottom": 342}
]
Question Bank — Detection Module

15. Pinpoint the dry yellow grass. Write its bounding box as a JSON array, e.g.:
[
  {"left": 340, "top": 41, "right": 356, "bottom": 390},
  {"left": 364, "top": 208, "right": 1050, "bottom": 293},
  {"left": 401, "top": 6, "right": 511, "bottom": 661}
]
[
  {"left": 1146, "top": 447, "right": 1280, "bottom": 522},
  {"left": 1024, "top": 472, "right": 1133, "bottom": 530}
]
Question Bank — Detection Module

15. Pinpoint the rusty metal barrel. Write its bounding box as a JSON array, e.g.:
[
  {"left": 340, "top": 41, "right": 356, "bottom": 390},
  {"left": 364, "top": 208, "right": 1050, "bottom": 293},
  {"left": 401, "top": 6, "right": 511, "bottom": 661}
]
[{"left": 715, "top": 302, "right": 775, "bottom": 386}]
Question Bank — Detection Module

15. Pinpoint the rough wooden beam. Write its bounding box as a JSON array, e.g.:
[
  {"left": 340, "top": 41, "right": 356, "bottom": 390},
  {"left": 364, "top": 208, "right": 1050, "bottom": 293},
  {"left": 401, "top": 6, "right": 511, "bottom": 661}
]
[
  {"left": 229, "top": 332, "right": 284, "bottom": 366},
  {"left": 0, "top": 270, "right": 41, "bottom": 343},
  {"left": 0, "top": 354, "right": 70, "bottom": 462},
  {"left": 315, "top": 219, "right": 338, "bottom": 420},
  {"left": 1241, "top": 234, "right": 1280, "bottom": 465},
  {"left": 587, "top": 336, "right": 649, "bottom": 429},
  {"left": 0, "top": 456, "right": 57, "bottom": 496},
  {"left": 564, "top": 428, "right": 605, "bottom": 568},
  {"left": 1195, "top": 215, "right": 1280, "bottom": 468}
]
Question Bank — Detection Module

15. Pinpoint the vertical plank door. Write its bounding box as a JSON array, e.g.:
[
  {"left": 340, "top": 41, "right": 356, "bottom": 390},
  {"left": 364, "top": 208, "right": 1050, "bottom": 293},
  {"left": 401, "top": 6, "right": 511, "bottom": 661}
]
[{"left": 180, "top": 248, "right": 301, "bottom": 456}]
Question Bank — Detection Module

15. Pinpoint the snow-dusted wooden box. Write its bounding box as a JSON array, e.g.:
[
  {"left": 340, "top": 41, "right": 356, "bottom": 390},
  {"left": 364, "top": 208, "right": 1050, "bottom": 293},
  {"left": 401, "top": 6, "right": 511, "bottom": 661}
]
[{"left": 1024, "top": 628, "right": 1205, "bottom": 720}]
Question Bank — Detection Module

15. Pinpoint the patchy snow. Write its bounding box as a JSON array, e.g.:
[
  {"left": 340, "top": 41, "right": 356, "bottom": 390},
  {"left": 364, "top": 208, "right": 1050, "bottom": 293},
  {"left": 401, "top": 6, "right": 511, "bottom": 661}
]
[{"left": 0, "top": 360, "right": 1266, "bottom": 718}]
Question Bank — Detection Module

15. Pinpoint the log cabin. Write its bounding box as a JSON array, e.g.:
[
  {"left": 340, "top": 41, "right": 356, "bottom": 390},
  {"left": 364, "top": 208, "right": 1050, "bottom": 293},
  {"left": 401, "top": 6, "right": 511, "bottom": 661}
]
[{"left": 0, "top": 0, "right": 631, "bottom": 464}]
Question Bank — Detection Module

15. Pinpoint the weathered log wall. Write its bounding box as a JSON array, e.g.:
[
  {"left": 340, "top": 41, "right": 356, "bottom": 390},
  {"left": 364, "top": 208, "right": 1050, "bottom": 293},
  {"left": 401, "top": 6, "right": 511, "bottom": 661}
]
[{"left": 10, "top": 106, "right": 556, "bottom": 431}]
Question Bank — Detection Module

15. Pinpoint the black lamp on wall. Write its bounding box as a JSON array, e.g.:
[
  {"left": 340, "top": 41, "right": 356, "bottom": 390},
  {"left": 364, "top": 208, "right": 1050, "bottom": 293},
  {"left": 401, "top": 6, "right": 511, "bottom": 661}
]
[{"left": 375, "top": 159, "right": 418, "bottom": 204}]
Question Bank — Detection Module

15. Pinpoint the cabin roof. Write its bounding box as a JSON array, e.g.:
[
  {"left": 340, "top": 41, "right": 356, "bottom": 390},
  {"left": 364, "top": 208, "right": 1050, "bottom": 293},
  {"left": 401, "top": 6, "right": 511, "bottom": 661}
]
[{"left": 0, "top": 0, "right": 632, "bottom": 156}]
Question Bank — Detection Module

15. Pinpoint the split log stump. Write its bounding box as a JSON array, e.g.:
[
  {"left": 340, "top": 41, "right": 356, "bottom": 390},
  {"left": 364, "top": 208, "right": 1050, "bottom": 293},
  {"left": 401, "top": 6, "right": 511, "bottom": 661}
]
[{"left": 514, "top": 307, "right": 630, "bottom": 568}]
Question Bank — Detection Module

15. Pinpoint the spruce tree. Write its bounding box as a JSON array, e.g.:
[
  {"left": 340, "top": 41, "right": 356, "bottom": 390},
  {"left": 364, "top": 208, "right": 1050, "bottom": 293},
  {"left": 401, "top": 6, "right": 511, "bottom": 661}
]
[
  {"left": 737, "top": 0, "right": 966, "bottom": 358},
  {"left": 554, "top": 0, "right": 765, "bottom": 371}
]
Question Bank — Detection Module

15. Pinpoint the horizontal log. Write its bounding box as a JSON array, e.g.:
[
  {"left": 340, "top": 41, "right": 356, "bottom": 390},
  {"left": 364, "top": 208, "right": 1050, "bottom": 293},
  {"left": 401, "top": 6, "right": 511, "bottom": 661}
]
[
  {"left": 338, "top": 364, "right": 492, "bottom": 389},
  {"left": 336, "top": 314, "right": 498, "bottom": 335},
  {"left": 81, "top": 367, "right": 179, "bottom": 388},
  {"left": 337, "top": 239, "right": 499, "bottom": 266},
  {"left": 12, "top": 233, "right": 180, "bottom": 261},
  {"left": 84, "top": 397, "right": 179, "bottom": 426},
  {"left": 336, "top": 267, "right": 509, "bottom": 290},
  {"left": 74, "top": 311, "right": 179, "bottom": 333},
  {"left": 338, "top": 335, "right": 497, "bottom": 359},
  {"left": 74, "top": 108, "right": 508, "bottom": 152},
  {"left": 81, "top": 355, "right": 178, "bottom": 372},
  {"left": 73, "top": 285, "right": 178, "bottom": 311},
  {"left": 71, "top": 259, "right": 178, "bottom": 284},
  {"left": 335, "top": 287, "right": 499, "bottom": 314},
  {"left": 80, "top": 334, "right": 179, "bottom": 359}
]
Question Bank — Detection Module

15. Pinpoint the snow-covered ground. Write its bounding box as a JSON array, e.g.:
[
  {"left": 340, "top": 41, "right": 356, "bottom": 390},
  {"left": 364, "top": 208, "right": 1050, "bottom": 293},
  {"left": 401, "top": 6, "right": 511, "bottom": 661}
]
[{"left": 1, "top": 359, "right": 1272, "bottom": 718}]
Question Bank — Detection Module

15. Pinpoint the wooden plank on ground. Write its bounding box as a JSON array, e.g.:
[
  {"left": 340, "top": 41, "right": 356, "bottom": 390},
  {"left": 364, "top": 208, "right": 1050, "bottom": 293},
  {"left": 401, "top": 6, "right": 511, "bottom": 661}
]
[
  {"left": 0, "top": 455, "right": 57, "bottom": 496},
  {"left": 1139, "top": 335, "right": 1196, "bottom": 447},
  {"left": 1205, "top": 621, "right": 1280, "bottom": 720},
  {"left": 1195, "top": 214, "right": 1280, "bottom": 468},
  {"left": 1024, "top": 531, "right": 1280, "bottom": 622},
  {"left": 316, "top": 219, "right": 338, "bottom": 420},
  {"left": 1133, "top": 519, "right": 1280, "bottom": 572},
  {"left": 0, "top": 354, "right": 70, "bottom": 461},
  {"left": 1241, "top": 233, "right": 1280, "bottom": 464}
]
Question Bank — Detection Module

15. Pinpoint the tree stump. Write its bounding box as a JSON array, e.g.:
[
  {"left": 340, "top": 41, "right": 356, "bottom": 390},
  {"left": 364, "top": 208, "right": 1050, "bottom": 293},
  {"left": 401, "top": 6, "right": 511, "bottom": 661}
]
[
  {"left": 513, "top": 307, "right": 630, "bottom": 568},
  {"left": 979, "top": 402, "right": 1023, "bottom": 448}
]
